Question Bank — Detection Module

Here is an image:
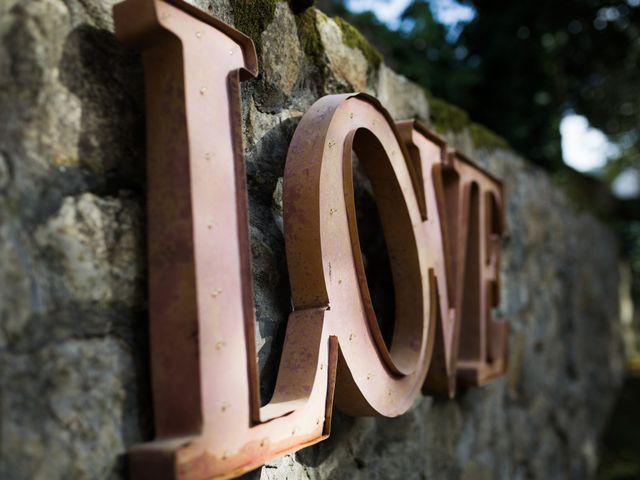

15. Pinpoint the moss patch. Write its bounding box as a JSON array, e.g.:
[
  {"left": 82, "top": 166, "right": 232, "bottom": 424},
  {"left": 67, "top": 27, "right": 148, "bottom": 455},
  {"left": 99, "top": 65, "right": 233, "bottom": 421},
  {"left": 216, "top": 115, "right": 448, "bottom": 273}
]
[
  {"left": 428, "top": 92, "right": 509, "bottom": 150},
  {"left": 469, "top": 122, "right": 509, "bottom": 150},
  {"left": 295, "top": 8, "right": 325, "bottom": 67},
  {"left": 428, "top": 96, "right": 469, "bottom": 134},
  {"left": 230, "top": 0, "right": 282, "bottom": 55},
  {"left": 334, "top": 16, "right": 382, "bottom": 69}
]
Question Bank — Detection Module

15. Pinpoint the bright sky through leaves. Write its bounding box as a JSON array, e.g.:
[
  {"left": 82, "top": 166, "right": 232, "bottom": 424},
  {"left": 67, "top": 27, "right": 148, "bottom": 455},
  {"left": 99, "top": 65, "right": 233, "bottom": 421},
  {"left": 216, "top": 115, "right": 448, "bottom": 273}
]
[
  {"left": 345, "top": 0, "right": 475, "bottom": 29},
  {"left": 560, "top": 114, "right": 618, "bottom": 172}
]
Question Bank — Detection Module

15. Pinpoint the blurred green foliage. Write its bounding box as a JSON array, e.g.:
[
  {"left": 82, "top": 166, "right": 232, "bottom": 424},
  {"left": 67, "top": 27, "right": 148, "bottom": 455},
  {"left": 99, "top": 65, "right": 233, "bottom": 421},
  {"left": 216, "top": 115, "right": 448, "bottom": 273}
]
[{"left": 318, "top": 0, "right": 640, "bottom": 175}]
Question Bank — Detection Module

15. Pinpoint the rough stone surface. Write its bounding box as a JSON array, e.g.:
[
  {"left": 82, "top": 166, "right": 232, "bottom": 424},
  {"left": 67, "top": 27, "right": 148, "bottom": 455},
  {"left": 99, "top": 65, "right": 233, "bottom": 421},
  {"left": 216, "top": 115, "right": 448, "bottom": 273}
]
[
  {"left": 376, "top": 64, "right": 429, "bottom": 122},
  {"left": 261, "top": 3, "right": 303, "bottom": 96},
  {"left": 316, "top": 13, "right": 369, "bottom": 91},
  {"left": 0, "top": 1, "right": 626, "bottom": 480}
]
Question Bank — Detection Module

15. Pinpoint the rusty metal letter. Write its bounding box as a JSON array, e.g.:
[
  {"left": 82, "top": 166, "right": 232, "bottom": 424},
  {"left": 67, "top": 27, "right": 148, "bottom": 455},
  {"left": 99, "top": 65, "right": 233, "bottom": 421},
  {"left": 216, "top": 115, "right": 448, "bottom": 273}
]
[
  {"left": 113, "top": 0, "right": 333, "bottom": 478},
  {"left": 398, "top": 122, "right": 508, "bottom": 389},
  {"left": 446, "top": 152, "right": 508, "bottom": 385},
  {"left": 284, "top": 93, "right": 434, "bottom": 418},
  {"left": 397, "top": 121, "right": 460, "bottom": 397}
]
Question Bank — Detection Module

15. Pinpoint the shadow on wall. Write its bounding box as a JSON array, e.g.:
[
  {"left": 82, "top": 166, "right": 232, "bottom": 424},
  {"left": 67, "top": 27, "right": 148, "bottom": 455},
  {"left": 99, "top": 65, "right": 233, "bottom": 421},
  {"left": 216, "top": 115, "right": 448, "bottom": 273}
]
[
  {"left": 59, "top": 24, "right": 146, "bottom": 190},
  {"left": 244, "top": 114, "right": 299, "bottom": 406}
]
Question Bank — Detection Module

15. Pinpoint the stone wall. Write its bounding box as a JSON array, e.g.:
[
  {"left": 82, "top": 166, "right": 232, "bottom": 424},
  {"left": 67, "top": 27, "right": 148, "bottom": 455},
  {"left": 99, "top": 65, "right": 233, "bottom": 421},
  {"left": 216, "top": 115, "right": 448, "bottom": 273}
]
[{"left": 0, "top": 1, "right": 626, "bottom": 479}]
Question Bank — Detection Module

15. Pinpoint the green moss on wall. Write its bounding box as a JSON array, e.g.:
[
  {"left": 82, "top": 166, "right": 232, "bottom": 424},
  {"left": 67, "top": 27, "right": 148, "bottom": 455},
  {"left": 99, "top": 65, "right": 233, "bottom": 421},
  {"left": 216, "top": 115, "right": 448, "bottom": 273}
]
[
  {"left": 428, "top": 95, "right": 508, "bottom": 150},
  {"left": 295, "top": 8, "right": 325, "bottom": 67},
  {"left": 469, "top": 122, "right": 509, "bottom": 150},
  {"left": 334, "top": 16, "right": 383, "bottom": 69},
  {"left": 230, "top": 0, "right": 282, "bottom": 55},
  {"left": 428, "top": 96, "right": 469, "bottom": 134}
]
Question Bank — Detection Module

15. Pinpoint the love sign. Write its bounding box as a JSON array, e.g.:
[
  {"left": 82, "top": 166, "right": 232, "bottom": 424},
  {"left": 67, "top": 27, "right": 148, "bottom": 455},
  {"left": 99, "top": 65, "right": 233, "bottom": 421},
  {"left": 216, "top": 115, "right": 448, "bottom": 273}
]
[{"left": 113, "top": 0, "right": 508, "bottom": 478}]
